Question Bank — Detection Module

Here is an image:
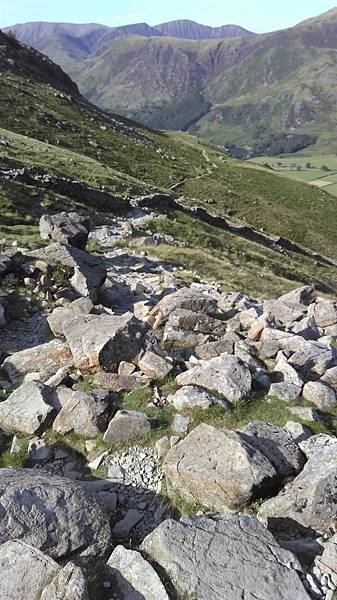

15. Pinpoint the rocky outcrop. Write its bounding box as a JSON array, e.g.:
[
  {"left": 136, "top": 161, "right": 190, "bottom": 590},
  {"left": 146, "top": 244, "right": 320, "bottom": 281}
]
[
  {"left": 39, "top": 212, "right": 91, "bottom": 249},
  {"left": 142, "top": 513, "right": 309, "bottom": 600}
]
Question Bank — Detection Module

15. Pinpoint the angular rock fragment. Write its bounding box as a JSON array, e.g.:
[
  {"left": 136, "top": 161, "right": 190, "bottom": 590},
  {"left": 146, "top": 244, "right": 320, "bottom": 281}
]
[
  {"left": 103, "top": 410, "right": 151, "bottom": 445},
  {"left": 0, "top": 380, "right": 55, "bottom": 435}
]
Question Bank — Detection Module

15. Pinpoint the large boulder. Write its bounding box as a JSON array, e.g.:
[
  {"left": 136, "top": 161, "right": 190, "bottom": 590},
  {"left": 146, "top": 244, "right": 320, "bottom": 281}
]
[
  {"left": 27, "top": 243, "right": 106, "bottom": 302},
  {"left": 302, "top": 380, "right": 336, "bottom": 409},
  {"left": 0, "top": 469, "right": 111, "bottom": 561},
  {"left": 141, "top": 513, "right": 309, "bottom": 600},
  {"left": 52, "top": 389, "right": 110, "bottom": 438},
  {"left": 176, "top": 355, "right": 252, "bottom": 402},
  {"left": 103, "top": 410, "right": 151, "bottom": 445},
  {"left": 3, "top": 339, "right": 73, "bottom": 384},
  {"left": 39, "top": 212, "right": 90, "bottom": 249},
  {"left": 278, "top": 286, "right": 316, "bottom": 306},
  {"left": 314, "top": 300, "right": 337, "bottom": 329},
  {"left": 163, "top": 423, "right": 277, "bottom": 511},
  {"left": 240, "top": 421, "right": 306, "bottom": 479},
  {"left": 47, "top": 297, "right": 94, "bottom": 337},
  {"left": 258, "top": 434, "right": 337, "bottom": 536},
  {"left": 107, "top": 545, "right": 169, "bottom": 600},
  {"left": 63, "top": 312, "right": 149, "bottom": 371},
  {"left": 263, "top": 299, "right": 307, "bottom": 326},
  {"left": 0, "top": 381, "right": 55, "bottom": 435},
  {"left": 138, "top": 351, "right": 172, "bottom": 379}
]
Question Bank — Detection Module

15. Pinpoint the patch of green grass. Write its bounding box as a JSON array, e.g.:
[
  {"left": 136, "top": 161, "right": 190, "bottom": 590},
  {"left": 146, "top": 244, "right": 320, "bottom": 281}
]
[{"left": 0, "top": 436, "right": 29, "bottom": 468}]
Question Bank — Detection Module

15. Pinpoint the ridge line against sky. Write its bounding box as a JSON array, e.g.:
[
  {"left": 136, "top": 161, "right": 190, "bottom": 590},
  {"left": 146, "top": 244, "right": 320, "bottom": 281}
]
[{"left": 1, "top": 1, "right": 337, "bottom": 33}]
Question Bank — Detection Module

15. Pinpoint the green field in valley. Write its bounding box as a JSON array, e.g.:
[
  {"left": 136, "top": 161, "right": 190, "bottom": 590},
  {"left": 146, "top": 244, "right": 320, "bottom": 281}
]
[{"left": 251, "top": 155, "right": 337, "bottom": 197}]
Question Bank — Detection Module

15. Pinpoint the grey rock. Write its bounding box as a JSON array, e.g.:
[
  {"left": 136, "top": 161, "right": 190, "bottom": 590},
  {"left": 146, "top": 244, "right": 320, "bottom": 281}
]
[
  {"left": 40, "top": 561, "right": 89, "bottom": 600},
  {"left": 0, "top": 469, "right": 112, "bottom": 561},
  {"left": 171, "top": 414, "right": 190, "bottom": 434},
  {"left": 167, "top": 385, "right": 229, "bottom": 411},
  {"left": 141, "top": 513, "right": 309, "bottom": 600},
  {"left": 28, "top": 243, "right": 106, "bottom": 302},
  {"left": 303, "top": 380, "right": 336, "bottom": 409},
  {"left": 103, "top": 410, "right": 151, "bottom": 445},
  {"left": 150, "top": 287, "right": 217, "bottom": 329},
  {"left": 3, "top": 339, "right": 72, "bottom": 384},
  {"left": 289, "top": 406, "right": 320, "bottom": 421},
  {"left": 0, "top": 381, "right": 55, "bottom": 435},
  {"left": 107, "top": 545, "right": 169, "bottom": 600},
  {"left": 0, "top": 540, "right": 58, "bottom": 600},
  {"left": 47, "top": 297, "right": 94, "bottom": 337},
  {"left": 53, "top": 389, "right": 110, "bottom": 438},
  {"left": 155, "top": 436, "right": 171, "bottom": 460},
  {"left": 314, "top": 300, "right": 337, "bottom": 329},
  {"left": 278, "top": 286, "right": 316, "bottom": 306},
  {"left": 274, "top": 353, "right": 304, "bottom": 388},
  {"left": 163, "top": 423, "right": 276, "bottom": 511},
  {"left": 162, "top": 309, "right": 226, "bottom": 349},
  {"left": 258, "top": 434, "right": 337, "bottom": 536},
  {"left": 176, "top": 354, "right": 252, "bottom": 403},
  {"left": 285, "top": 421, "right": 312, "bottom": 443},
  {"left": 264, "top": 299, "right": 307, "bottom": 325},
  {"left": 28, "top": 438, "right": 52, "bottom": 463},
  {"left": 240, "top": 421, "right": 306, "bottom": 479},
  {"left": 112, "top": 509, "right": 143, "bottom": 538},
  {"left": 39, "top": 212, "right": 90, "bottom": 249},
  {"left": 268, "top": 382, "right": 302, "bottom": 402},
  {"left": 138, "top": 351, "right": 172, "bottom": 379},
  {"left": 321, "top": 366, "right": 337, "bottom": 392},
  {"left": 194, "top": 339, "right": 234, "bottom": 360},
  {"left": 63, "top": 312, "right": 149, "bottom": 371},
  {"left": 315, "top": 533, "right": 337, "bottom": 588}
]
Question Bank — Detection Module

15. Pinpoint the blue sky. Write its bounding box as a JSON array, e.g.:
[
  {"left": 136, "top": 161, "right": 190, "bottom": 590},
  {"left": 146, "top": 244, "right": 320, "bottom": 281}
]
[{"left": 1, "top": 0, "right": 336, "bottom": 32}]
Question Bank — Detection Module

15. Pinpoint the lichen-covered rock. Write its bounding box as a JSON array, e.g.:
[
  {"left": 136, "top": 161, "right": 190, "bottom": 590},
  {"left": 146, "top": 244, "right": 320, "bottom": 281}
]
[
  {"left": 3, "top": 339, "right": 72, "bottom": 384},
  {"left": 0, "top": 469, "right": 112, "bottom": 561},
  {"left": 258, "top": 434, "right": 337, "bottom": 536},
  {"left": 63, "top": 312, "right": 149, "bottom": 371},
  {"left": 52, "top": 389, "right": 110, "bottom": 438},
  {"left": 47, "top": 297, "right": 94, "bottom": 337},
  {"left": 167, "top": 385, "right": 229, "bottom": 411},
  {"left": 176, "top": 354, "right": 252, "bottom": 402},
  {"left": 107, "top": 545, "right": 169, "bottom": 600},
  {"left": 141, "top": 513, "right": 309, "bottom": 600},
  {"left": 163, "top": 423, "right": 277, "bottom": 511},
  {"left": 0, "top": 380, "right": 55, "bottom": 435},
  {"left": 103, "top": 410, "right": 151, "bottom": 445}
]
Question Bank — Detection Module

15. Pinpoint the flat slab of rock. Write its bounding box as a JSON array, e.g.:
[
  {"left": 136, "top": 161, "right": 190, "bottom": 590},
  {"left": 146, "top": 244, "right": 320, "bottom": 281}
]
[
  {"left": 0, "top": 380, "right": 55, "bottom": 435},
  {"left": 112, "top": 509, "right": 143, "bottom": 538},
  {"left": 150, "top": 287, "right": 217, "bottom": 328},
  {"left": 0, "top": 469, "right": 111, "bottom": 561},
  {"left": 163, "top": 423, "right": 276, "bottom": 511},
  {"left": 3, "top": 339, "right": 72, "bottom": 384},
  {"left": 52, "top": 389, "right": 110, "bottom": 438},
  {"left": 63, "top": 312, "right": 149, "bottom": 371},
  {"left": 103, "top": 410, "right": 151, "bottom": 445},
  {"left": 108, "top": 545, "right": 169, "bottom": 599},
  {"left": 268, "top": 382, "right": 302, "bottom": 402},
  {"left": 258, "top": 434, "right": 337, "bottom": 536},
  {"left": 93, "top": 371, "right": 151, "bottom": 391},
  {"left": 167, "top": 385, "right": 229, "bottom": 411},
  {"left": 141, "top": 513, "right": 309, "bottom": 600},
  {"left": 176, "top": 355, "right": 252, "bottom": 402}
]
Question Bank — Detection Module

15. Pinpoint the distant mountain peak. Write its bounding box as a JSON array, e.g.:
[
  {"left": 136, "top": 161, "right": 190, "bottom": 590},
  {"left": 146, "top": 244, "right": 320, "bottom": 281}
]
[{"left": 155, "top": 19, "right": 255, "bottom": 39}]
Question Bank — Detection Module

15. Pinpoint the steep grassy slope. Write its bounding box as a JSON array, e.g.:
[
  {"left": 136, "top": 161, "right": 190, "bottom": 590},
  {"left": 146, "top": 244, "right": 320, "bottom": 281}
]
[
  {"left": 2, "top": 30, "right": 337, "bottom": 294},
  {"left": 33, "top": 8, "right": 337, "bottom": 154}
]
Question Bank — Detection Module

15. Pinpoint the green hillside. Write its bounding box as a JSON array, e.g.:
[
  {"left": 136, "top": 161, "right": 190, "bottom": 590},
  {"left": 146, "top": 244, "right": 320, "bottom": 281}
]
[
  {"left": 19, "top": 8, "right": 337, "bottom": 155},
  {"left": 2, "top": 30, "right": 337, "bottom": 295}
]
